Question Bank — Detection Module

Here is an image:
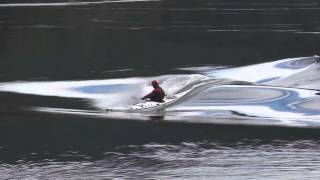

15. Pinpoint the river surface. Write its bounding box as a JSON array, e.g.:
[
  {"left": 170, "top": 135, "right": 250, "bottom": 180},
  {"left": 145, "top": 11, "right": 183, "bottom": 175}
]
[{"left": 1, "top": 0, "right": 320, "bottom": 179}]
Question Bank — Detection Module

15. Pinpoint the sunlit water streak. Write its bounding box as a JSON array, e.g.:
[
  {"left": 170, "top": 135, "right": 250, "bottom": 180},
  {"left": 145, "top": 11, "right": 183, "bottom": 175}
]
[
  {"left": 0, "top": 0, "right": 160, "bottom": 7},
  {"left": 2, "top": 1, "right": 319, "bottom": 34},
  {"left": 2, "top": 140, "right": 320, "bottom": 179}
]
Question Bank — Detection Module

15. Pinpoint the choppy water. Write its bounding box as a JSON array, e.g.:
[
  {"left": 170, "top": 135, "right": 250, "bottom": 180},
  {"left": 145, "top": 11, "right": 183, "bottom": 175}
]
[
  {"left": 1, "top": 0, "right": 320, "bottom": 179},
  {"left": 2, "top": 140, "right": 320, "bottom": 179}
]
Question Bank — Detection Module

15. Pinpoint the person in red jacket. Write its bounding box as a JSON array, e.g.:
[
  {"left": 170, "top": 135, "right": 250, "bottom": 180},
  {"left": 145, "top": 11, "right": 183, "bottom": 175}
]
[{"left": 142, "top": 80, "right": 165, "bottom": 102}]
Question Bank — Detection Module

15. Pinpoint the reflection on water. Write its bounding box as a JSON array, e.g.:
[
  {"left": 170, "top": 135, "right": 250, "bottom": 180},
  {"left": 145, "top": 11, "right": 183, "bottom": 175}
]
[
  {"left": 2, "top": 139, "right": 320, "bottom": 179},
  {"left": 167, "top": 84, "right": 320, "bottom": 127}
]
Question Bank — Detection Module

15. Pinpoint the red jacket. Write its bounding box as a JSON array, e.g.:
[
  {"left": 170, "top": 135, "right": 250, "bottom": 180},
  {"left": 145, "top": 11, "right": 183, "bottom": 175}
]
[{"left": 142, "top": 87, "right": 165, "bottom": 102}]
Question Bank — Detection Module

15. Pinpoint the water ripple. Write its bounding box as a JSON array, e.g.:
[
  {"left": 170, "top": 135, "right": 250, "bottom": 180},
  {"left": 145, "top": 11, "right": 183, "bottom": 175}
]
[
  {"left": 2, "top": 140, "right": 320, "bottom": 179},
  {"left": 0, "top": 0, "right": 160, "bottom": 7}
]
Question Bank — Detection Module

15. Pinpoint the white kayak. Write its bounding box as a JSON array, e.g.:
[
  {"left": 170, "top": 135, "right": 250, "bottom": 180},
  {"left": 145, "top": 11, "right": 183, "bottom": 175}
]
[{"left": 105, "top": 96, "right": 178, "bottom": 112}]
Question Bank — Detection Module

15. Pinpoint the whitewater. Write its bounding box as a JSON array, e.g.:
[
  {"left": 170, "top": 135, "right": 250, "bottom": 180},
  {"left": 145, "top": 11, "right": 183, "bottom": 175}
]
[{"left": 1, "top": 56, "right": 320, "bottom": 127}]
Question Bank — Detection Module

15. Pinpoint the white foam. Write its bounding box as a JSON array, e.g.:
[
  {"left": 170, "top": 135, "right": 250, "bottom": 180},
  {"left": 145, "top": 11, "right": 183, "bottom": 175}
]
[
  {"left": 205, "top": 56, "right": 317, "bottom": 83},
  {"left": 160, "top": 74, "right": 209, "bottom": 96},
  {"left": 0, "top": 74, "right": 209, "bottom": 109},
  {"left": 0, "top": 78, "right": 144, "bottom": 99}
]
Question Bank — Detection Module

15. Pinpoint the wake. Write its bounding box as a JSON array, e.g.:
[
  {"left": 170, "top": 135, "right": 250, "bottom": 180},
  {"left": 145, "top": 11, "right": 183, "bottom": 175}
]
[{"left": 1, "top": 56, "right": 320, "bottom": 128}]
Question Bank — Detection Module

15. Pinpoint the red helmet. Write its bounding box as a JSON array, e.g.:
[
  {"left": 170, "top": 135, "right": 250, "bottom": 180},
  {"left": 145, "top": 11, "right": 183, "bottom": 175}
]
[{"left": 151, "top": 80, "right": 159, "bottom": 86}]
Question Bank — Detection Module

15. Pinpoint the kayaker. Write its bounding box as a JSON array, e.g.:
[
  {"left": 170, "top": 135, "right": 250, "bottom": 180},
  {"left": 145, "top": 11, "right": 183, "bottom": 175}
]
[{"left": 142, "top": 80, "right": 165, "bottom": 102}]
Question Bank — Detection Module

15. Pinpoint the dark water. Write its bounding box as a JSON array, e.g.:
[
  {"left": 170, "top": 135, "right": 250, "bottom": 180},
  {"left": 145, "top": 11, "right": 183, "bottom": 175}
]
[{"left": 1, "top": 0, "right": 320, "bottom": 179}]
